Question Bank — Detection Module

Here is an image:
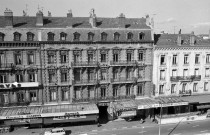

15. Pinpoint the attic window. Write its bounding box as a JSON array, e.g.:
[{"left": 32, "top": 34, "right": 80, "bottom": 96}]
[
  {"left": 0, "top": 32, "right": 5, "bottom": 41},
  {"left": 88, "top": 32, "right": 94, "bottom": 41},
  {"left": 181, "top": 40, "right": 184, "bottom": 45},
  {"left": 27, "top": 32, "right": 34, "bottom": 41},
  {"left": 14, "top": 32, "right": 21, "bottom": 41},
  {"left": 48, "top": 32, "right": 55, "bottom": 41},
  {"left": 101, "top": 32, "right": 107, "bottom": 41},
  {"left": 114, "top": 32, "right": 120, "bottom": 41},
  {"left": 127, "top": 32, "right": 133, "bottom": 40},
  {"left": 139, "top": 32, "right": 145, "bottom": 40},
  {"left": 73, "top": 32, "right": 80, "bottom": 41},
  {"left": 60, "top": 32, "right": 67, "bottom": 41}
]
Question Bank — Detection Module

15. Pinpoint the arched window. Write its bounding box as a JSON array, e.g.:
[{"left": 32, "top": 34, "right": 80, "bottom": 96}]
[
  {"left": 127, "top": 32, "right": 133, "bottom": 40},
  {"left": 73, "top": 32, "right": 80, "bottom": 41},
  {"left": 101, "top": 32, "right": 107, "bottom": 41},
  {"left": 47, "top": 32, "right": 55, "bottom": 41},
  {"left": 88, "top": 32, "right": 94, "bottom": 41},
  {"left": 139, "top": 32, "right": 145, "bottom": 40},
  {"left": 60, "top": 32, "right": 67, "bottom": 41},
  {"left": 0, "top": 32, "right": 5, "bottom": 41},
  {"left": 114, "top": 32, "right": 120, "bottom": 41},
  {"left": 14, "top": 32, "right": 21, "bottom": 41},
  {"left": 27, "top": 32, "right": 34, "bottom": 41}
]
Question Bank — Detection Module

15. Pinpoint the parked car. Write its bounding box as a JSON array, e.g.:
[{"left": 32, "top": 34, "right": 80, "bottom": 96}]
[{"left": 43, "top": 128, "right": 66, "bottom": 135}]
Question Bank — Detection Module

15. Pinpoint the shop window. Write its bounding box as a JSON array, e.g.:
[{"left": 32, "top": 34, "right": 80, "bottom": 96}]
[
  {"left": 16, "top": 74, "right": 23, "bottom": 82},
  {"left": 73, "top": 32, "right": 80, "bottom": 41},
  {"left": 61, "top": 71, "right": 67, "bottom": 82},
  {"left": 101, "top": 32, "right": 107, "bottom": 41},
  {"left": 159, "top": 85, "right": 164, "bottom": 94},
  {"left": 0, "top": 32, "right": 5, "bottom": 41},
  {"left": 0, "top": 74, "right": 7, "bottom": 83},
  {"left": 114, "top": 32, "right": 120, "bottom": 41},
  {"left": 30, "top": 92, "right": 37, "bottom": 102},
  {"left": 139, "top": 32, "right": 145, "bottom": 40},
  {"left": 195, "top": 54, "right": 200, "bottom": 64},
  {"left": 101, "top": 53, "right": 106, "bottom": 62},
  {"left": 27, "top": 32, "right": 34, "bottom": 41},
  {"left": 17, "top": 92, "right": 25, "bottom": 102},
  {"left": 171, "top": 84, "right": 176, "bottom": 94},
  {"left": 206, "top": 54, "right": 210, "bottom": 64},
  {"left": 47, "top": 32, "right": 54, "bottom": 41},
  {"left": 204, "top": 82, "right": 208, "bottom": 91},
  {"left": 184, "top": 54, "right": 189, "bottom": 64},
  {"left": 160, "top": 55, "right": 165, "bottom": 65},
  {"left": 60, "top": 32, "right": 67, "bottom": 41},
  {"left": 50, "top": 90, "right": 57, "bottom": 101},
  {"left": 193, "top": 83, "right": 198, "bottom": 92},
  {"left": 137, "top": 84, "right": 143, "bottom": 96},
  {"left": 13, "top": 32, "right": 21, "bottom": 41},
  {"left": 172, "top": 55, "right": 177, "bottom": 65},
  {"left": 28, "top": 53, "right": 34, "bottom": 65},
  {"left": 138, "top": 51, "right": 144, "bottom": 61},
  {"left": 28, "top": 73, "right": 35, "bottom": 82},
  {"left": 15, "top": 53, "right": 22, "bottom": 65},
  {"left": 101, "top": 87, "right": 106, "bottom": 98},
  {"left": 62, "top": 90, "right": 69, "bottom": 101},
  {"left": 88, "top": 32, "right": 94, "bottom": 41},
  {"left": 127, "top": 32, "right": 133, "bottom": 40}
]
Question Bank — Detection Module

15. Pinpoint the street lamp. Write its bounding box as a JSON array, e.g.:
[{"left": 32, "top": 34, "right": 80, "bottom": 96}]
[{"left": 159, "top": 103, "right": 162, "bottom": 135}]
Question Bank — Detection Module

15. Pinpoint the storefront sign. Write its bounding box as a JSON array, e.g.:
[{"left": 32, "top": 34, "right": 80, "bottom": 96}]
[
  {"left": 138, "top": 104, "right": 160, "bottom": 109},
  {"left": 119, "top": 111, "right": 136, "bottom": 118},
  {"left": 161, "top": 102, "right": 188, "bottom": 107},
  {"left": 53, "top": 115, "right": 86, "bottom": 120},
  {"left": 0, "top": 82, "right": 39, "bottom": 89},
  {"left": 4, "top": 114, "right": 41, "bottom": 120}
]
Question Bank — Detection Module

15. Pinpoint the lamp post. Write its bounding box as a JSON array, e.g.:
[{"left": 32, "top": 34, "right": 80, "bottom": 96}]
[{"left": 158, "top": 103, "right": 162, "bottom": 135}]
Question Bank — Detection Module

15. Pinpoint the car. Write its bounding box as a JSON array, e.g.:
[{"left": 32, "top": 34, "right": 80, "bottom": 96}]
[{"left": 43, "top": 128, "right": 66, "bottom": 135}]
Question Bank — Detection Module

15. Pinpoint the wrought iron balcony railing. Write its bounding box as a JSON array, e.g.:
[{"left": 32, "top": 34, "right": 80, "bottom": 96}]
[
  {"left": 71, "top": 61, "right": 98, "bottom": 67},
  {"left": 0, "top": 63, "right": 14, "bottom": 69},
  {"left": 110, "top": 60, "right": 137, "bottom": 66},
  {"left": 170, "top": 75, "right": 201, "bottom": 82},
  {"left": 0, "top": 101, "right": 30, "bottom": 107},
  {"left": 72, "top": 79, "right": 99, "bottom": 85},
  {"left": 110, "top": 77, "right": 136, "bottom": 83},
  {"left": 179, "top": 90, "right": 192, "bottom": 96}
]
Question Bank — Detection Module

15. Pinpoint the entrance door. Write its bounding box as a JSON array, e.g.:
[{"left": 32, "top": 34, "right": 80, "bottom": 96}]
[{"left": 98, "top": 105, "right": 108, "bottom": 124}]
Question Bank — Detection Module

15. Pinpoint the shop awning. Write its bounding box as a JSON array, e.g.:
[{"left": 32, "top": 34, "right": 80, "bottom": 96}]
[
  {"left": 156, "top": 97, "right": 188, "bottom": 107},
  {"left": 113, "top": 100, "right": 137, "bottom": 111},
  {"left": 180, "top": 94, "right": 210, "bottom": 104},
  {"left": 135, "top": 97, "right": 160, "bottom": 109},
  {"left": 0, "top": 103, "right": 99, "bottom": 120},
  {"left": 197, "top": 105, "right": 210, "bottom": 109}
]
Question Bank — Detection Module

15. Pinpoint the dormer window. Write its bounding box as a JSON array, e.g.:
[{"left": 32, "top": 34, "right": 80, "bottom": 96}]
[
  {"left": 60, "top": 32, "right": 67, "bottom": 41},
  {"left": 127, "top": 32, "right": 133, "bottom": 40},
  {"left": 48, "top": 32, "right": 55, "bottom": 41},
  {"left": 139, "top": 32, "right": 145, "bottom": 40},
  {"left": 88, "top": 32, "right": 94, "bottom": 41},
  {"left": 73, "top": 32, "right": 80, "bottom": 41},
  {"left": 14, "top": 32, "right": 21, "bottom": 41},
  {"left": 114, "top": 32, "right": 120, "bottom": 41},
  {"left": 27, "top": 32, "right": 34, "bottom": 41},
  {"left": 0, "top": 32, "right": 5, "bottom": 41},
  {"left": 101, "top": 32, "right": 107, "bottom": 41}
]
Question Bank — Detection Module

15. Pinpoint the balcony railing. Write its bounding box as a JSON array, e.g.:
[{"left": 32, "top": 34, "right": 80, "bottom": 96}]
[
  {"left": 110, "top": 77, "right": 136, "bottom": 83},
  {"left": 0, "top": 102, "right": 30, "bottom": 107},
  {"left": 179, "top": 90, "right": 192, "bottom": 96},
  {"left": 0, "top": 63, "right": 14, "bottom": 69},
  {"left": 170, "top": 75, "right": 201, "bottom": 82},
  {"left": 73, "top": 79, "right": 99, "bottom": 85},
  {"left": 72, "top": 95, "right": 136, "bottom": 103},
  {"left": 110, "top": 60, "right": 137, "bottom": 66},
  {"left": 71, "top": 61, "right": 98, "bottom": 67}
]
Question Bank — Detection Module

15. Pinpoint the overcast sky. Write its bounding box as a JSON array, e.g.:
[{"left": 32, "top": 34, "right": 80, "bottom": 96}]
[{"left": 0, "top": 0, "right": 210, "bottom": 34}]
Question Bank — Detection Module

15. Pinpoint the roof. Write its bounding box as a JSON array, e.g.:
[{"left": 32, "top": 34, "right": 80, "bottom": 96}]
[
  {"left": 154, "top": 34, "right": 210, "bottom": 47},
  {"left": 0, "top": 16, "right": 151, "bottom": 29},
  {"left": 156, "top": 96, "right": 187, "bottom": 104}
]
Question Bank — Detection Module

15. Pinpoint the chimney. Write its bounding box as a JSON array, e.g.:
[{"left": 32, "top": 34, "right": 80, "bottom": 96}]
[
  {"left": 36, "top": 10, "right": 43, "bottom": 26},
  {"left": 89, "top": 8, "right": 97, "bottom": 28},
  {"left": 4, "top": 8, "right": 13, "bottom": 28},
  {"left": 146, "top": 14, "right": 150, "bottom": 26},
  {"left": 190, "top": 31, "right": 195, "bottom": 46},
  {"left": 67, "top": 10, "right": 73, "bottom": 18},
  {"left": 117, "top": 13, "right": 126, "bottom": 28},
  {"left": 177, "top": 29, "right": 182, "bottom": 46}
]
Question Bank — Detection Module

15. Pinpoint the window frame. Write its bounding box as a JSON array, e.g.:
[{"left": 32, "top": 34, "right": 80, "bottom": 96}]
[
  {"left": 101, "top": 32, "right": 107, "bottom": 41},
  {"left": 127, "top": 32, "right": 133, "bottom": 40},
  {"left": 30, "top": 91, "right": 37, "bottom": 102},
  {"left": 73, "top": 32, "right": 80, "bottom": 41},
  {"left": 139, "top": 32, "right": 145, "bottom": 40},
  {"left": 0, "top": 32, "right": 5, "bottom": 41},
  {"left": 88, "top": 32, "right": 94, "bottom": 41},
  {"left": 27, "top": 32, "right": 34, "bottom": 41},
  {"left": 114, "top": 32, "right": 120, "bottom": 41},
  {"left": 60, "top": 32, "right": 67, "bottom": 41},
  {"left": 47, "top": 32, "right": 55, "bottom": 41},
  {"left": 13, "top": 32, "right": 21, "bottom": 41}
]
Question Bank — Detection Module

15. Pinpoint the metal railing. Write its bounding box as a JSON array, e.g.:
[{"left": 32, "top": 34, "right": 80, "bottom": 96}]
[
  {"left": 110, "top": 60, "right": 137, "bottom": 66},
  {"left": 0, "top": 102, "right": 30, "bottom": 107},
  {"left": 170, "top": 75, "right": 201, "bottom": 81},
  {"left": 110, "top": 77, "right": 136, "bottom": 83},
  {"left": 71, "top": 61, "right": 98, "bottom": 67},
  {"left": 0, "top": 63, "right": 14, "bottom": 68},
  {"left": 72, "top": 79, "right": 99, "bottom": 85}
]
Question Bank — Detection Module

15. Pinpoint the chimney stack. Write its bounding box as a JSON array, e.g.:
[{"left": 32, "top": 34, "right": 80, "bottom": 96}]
[
  {"left": 36, "top": 10, "right": 43, "bottom": 26},
  {"left": 89, "top": 8, "right": 97, "bottom": 28},
  {"left": 4, "top": 8, "right": 13, "bottom": 28},
  {"left": 67, "top": 10, "right": 73, "bottom": 18},
  {"left": 146, "top": 14, "right": 150, "bottom": 26},
  {"left": 177, "top": 29, "right": 182, "bottom": 46},
  {"left": 190, "top": 31, "right": 195, "bottom": 46}
]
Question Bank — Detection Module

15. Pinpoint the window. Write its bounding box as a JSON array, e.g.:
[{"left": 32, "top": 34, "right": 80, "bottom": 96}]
[
  {"left": 0, "top": 74, "right": 6, "bottom": 83},
  {"left": 126, "top": 69, "right": 132, "bottom": 79},
  {"left": 2, "top": 94, "right": 9, "bottom": 103},
  {"left": 160, "top": 70, "right": 165, "bottom": 80},
  {"left": 30, "top": 92, "right": 37, "bottom": 102},
  {"left": 50, "top": 90, "right": 57, "bottom": 101},
  {"left": 183, "top": 69, "right": 188, "bottom": 77},
  {"left": 0, "top": 33, "right": 5, "bottom": 41},
  {"left": 193, "top": 83, "right": 198, "bottom": 92},
  {"left": 126, "top": 86, "right": 131, "bottom": 96},
  {"left": 75, "top": 88, "right": 81, "bottom": 99},
  {"left": 28, "top": 73, "right": 35, "bottom": 82},
  {"left": 138, "top": 51, "right": 143, "bottom": 61},
  {"left": 73, "top": 32, "right": 80, "bottom": 41},
  {"left": 206, "top": 54, "right": 210, "bottom": 64},
  {"left": 61, "top": 53, "right": 67, "bottom": 63},
  {"left": 113, "top": 87, "right": 118, "bottom": 97},
  {"left": 28, "top": 53, "right": 34, "bottom": 65},
  {"left": 47, "top": 32, "right": 54, "bottom": 41},
  {"left": 114, "top": 32, "right": 120, "bottom": 41},
  {"left": 127, "top": 53, "right": 132, "bottom": 62},
  {"left": 101, "top": 32, "right": 107, "bottom": 41},
  {"left": 113, "top": 69, "right": 118, "bottom": 79},
  {"left": 15, "top": 53, "right": 22, "bottom": 65},
  {"left": 48, "top": 54, "right": 54, "bottom": 64},
  {"left": 195, "top": 54, "right": 200, "bottom": 64},
  {"left": 27, "top": 32, "right": 34, "bottom": 41},
  {"left": 139, "top": 32, "right": 145, "bottom": 40},
  {"left": 137, "top": 84, "right": 143, "bottom": 96},
  {"left": 17, "top": 92, "right": 25, "bottom": 102},
  {"left": 60, "top": 32, "right": 67, "bottom": 41},
  {"left": 138, "top": 68, "right": 144, "bottom": 78},
  {"left": 0, "top": 54, "right": 4, "bottom": 65},
  {"left": 194, "top": 68, "right": 199, "bottom": 76},
  {"left": 88, "top": 32, "right": 94, "bottom": 41},
  {"left": 101, "top": 53, "right": 106, "bottom": 62},
  {"left": 74, "top": 69, "right": 80, "bottom": 81},
  {"left": 204, "top": 82, "right": 208, "bottom": 91},
  {"left": 160, "top": 55, "right": 165, "bottom": 65},
  {"left": 61, "top": 72, "right": 67, "bottom": 82},
  {"left": 62, "top": 90, "right": 69, "bottom": 101},
  {"left": 16, "top": 74, "right": 23, "bottom": 82},
  {"left": 101, "top": 88, "right": 106, "bottom": 97},
  {"left": 172, "top": 55, "right": 177, "bottom": 65},
  {"left": 172, "top": 69, "right": 177, "bottom": 77},
  {"left": 88, "top": 53, "right": 94, "bottom": 63},
  {"left": 101, "top": 69, "right": 107, "bottom": 80},
  {"left": 113, "top": 53, "right": 118, "bottom": 62},
  {"left": 205, "top": 68, "right": 210, "bottom": 77},
  {"left": 88, "top": 69, "right": 95, "bottom": 80},
  {"left": 182, "top": 83, "right": 187, "bottom": 92},
  {"left": 88, "top": 87, "right": 94, "bottom": 98},
  {"left": 159, "top": 85, "right": 164, "bottom": 94},
  {"left": 171, "top": 84, "right": 176, "bottom": 94},
  {"left": 49, "top": 72, "right": 55, "bottom": 83},
  {"left": 127, "top": 32, "right": 133, "bottom": 40},
  {"left": 14, "top": 32, "right": 21, "bottom": 41},
  {"left": 184, "top": 54, "right": 189, "bottom": 64},
  {"left": 73, "top": 52, "right": 80, "bottom": 63}
]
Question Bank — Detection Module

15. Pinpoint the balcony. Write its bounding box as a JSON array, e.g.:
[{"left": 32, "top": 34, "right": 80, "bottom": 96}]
[
  {"left": 179, "top": 90, "right": 192, "bottom": 96},
  {"left": 0, "top": 102, "right": 30, "bottom": 107},
  {"left": 110, "top": 60, "right": 137, "bottom": 66},
  {"left": 111, "top": 77, "right": 136, "bottom": 84},
  {"left": 72, "top": 79, "right": 99, "bottom": 86},
  {"left": 71, "top": 61, "right": 98, "bottom": 67},
  {"left": 0, "top": 63, "right": 14, "bottom": 69},
  {"left": 170, "top": 75, "right": 201, "bottom": 82}
]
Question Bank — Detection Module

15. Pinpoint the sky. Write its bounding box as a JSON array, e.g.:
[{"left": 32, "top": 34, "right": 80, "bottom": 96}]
[{"left": 0, "top": 0, "right": 210, "bottom": 35}]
